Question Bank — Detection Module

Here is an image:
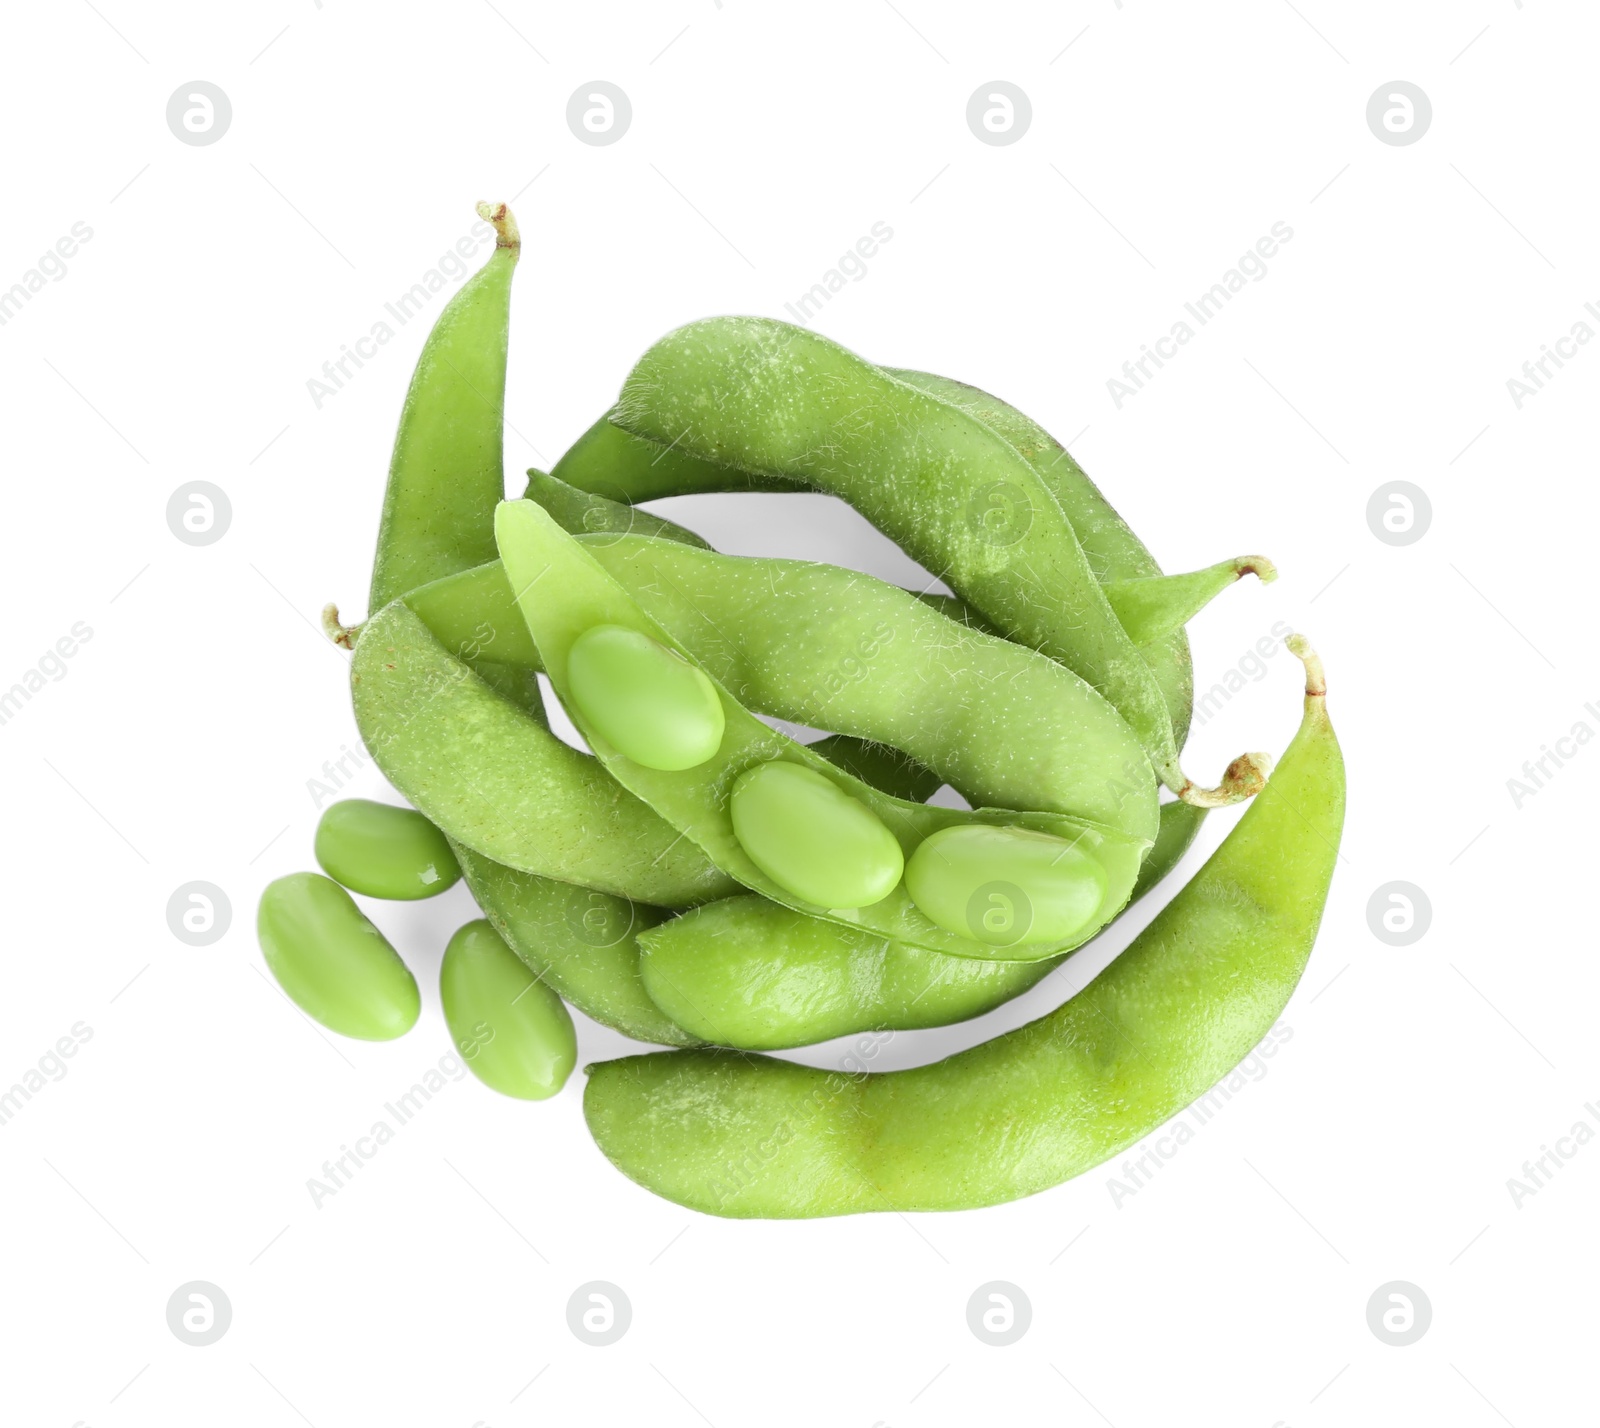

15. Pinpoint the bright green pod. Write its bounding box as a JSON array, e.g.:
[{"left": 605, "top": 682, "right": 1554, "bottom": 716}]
[
  {"left": 314, "top": 798, "right": 461, "bottom": 900},
  {"left": 584, "top": 639, "right": 1344, "bottom": 1217},
  {"left": 567, "top": 624, "right": 726, "bottom": 771},
  {"left": 522, "top": 468, "right": 710, "bottom": 550},
  {"left": 405, "top": 540, "right": 1158, "bottom": 845},
  {"left": 729, "top": 761, "right": 904, "bottom": 909},
  {"left": 610, "top": 320, "right": 1267, "bottom": 806},
  {"left": 257, "top": 872, "right": 420, "bottom": 1040},
  {"left": 1104, "top": 556, "right": 1277, "bottom": 648},
  {"left": 440, "top": 920, "right": 576, "bottom": 1100},
  {"left": 905, "top": 825, "right": 1108, "bottom": 948},
  {"left": 368, "top": 203, "right": 519, "bottom": 612},
  {"left": 493, "top": 500, "right": 1148, "bottom": 962},
  {"left": 639, "top": 800, "right": 1208, "bottom": 1050},
  {"left": 550, "top": 409, "right": 793, "bottom": 502}
]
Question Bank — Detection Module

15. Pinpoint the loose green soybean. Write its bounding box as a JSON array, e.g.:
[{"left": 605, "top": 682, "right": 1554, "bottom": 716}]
[
  {"left": 350, "top": 599, "right": 738, "bottom": 908},
  {"left": 729, "top": 762, "right": 904, "bottom": 909},
  {"left": 566, "top": 624, "right": 726, "bottom": 771},
  {"left": 904, "top": 825, "right": 1108, "bottom": 948},
  {"left": 494, "top": 499, "right": 1148, "bottom": 961},
  {"left": 314, "top": 798, "right": 461, "bottom": 900},
  {"left": 441, "top": 920, "right": 577, "bottom": 1100},
  {"left": 584, "top": 638, "right": 1342, "bottom": 1216},
  {"left": 611, "top": 319, "right": 1266, "bottom": 805},
  {"left": 258, "top": 872, "right": 420, "bottom": 1040},
  {"left": 640, "top": 799, "right": 1208, "bottom": 1050},
  {"left": 453, "top": 842, "right": 696, "bottom": 1047}
]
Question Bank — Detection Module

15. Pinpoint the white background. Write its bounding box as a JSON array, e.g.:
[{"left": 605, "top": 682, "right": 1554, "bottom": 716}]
[{"left": 2, "top": 1, "right": 1593, "bottom": 1423}]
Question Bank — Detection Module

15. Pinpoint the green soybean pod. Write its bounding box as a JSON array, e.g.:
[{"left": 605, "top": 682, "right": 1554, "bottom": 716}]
[
  {"left": 453, "top": 842, "right": 697, "bottom": 1047},
  {"left": 551, "top": 410, "right": 794, "bottom": 502},
  {"left": 257, "top": 873, "right": 420, "bottom": 1040},
  {"left": 350, "top": 599, "right": 739, "bottom": 909},
  {"left": 584, "top": 638, "right": 1343, "bottom": 1216},
  {"left": 610, "top": 319, "right": 1265, "bottom": 805},
  {"left": 522, "top": 468, "right": 711, "bottom": 549},
  {"left": 406, "top": 538, "right": 1159, "bottom": 844},
  {"left": 368, "top": 203, "right": 519, "bottom": 612},
  {"left": 494, "top": 500, "right": 1149, "bottom": 962},
  {"left": 1101, "top": 555, "right": 1278, "bottom": 648},
  {"left": 314, "top": 799, "right": 461, "bottom": 900},
  {"left": 441, "top": 921, "right": 577, "bottom": 1100},
  {"left": 639, "top": 799, "right": 1207, "bottom": 1050}
]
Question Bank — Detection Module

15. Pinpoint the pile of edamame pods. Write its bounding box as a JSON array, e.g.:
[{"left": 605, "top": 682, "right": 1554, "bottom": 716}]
[{"left": 258, "top": 203, "right": 1345, "bottom": 1218}]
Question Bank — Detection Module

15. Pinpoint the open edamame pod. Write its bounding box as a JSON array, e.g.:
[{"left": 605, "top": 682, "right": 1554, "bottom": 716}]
[
  {"left": 453, "top": 842, "right": 697, "bottom": 1047},
  {"left": 639, "top": 799, "right": 1207, "bottom": 1050},
  {"left": 610, "top": 319, "right": 1266, "bottom": 806},
  {"left": 367, "top": 203, "right": 519, "bottom": 613},
  {"left": 583, "top": 637, "right": 1342, "bottom": 1216},
  {"left": 350, "top": 599, "right": 739, "bottom": 908},
  {"left": 405, "top": 539, "right": 1159, "bottom": 843},
  {"left": 494, "top": 499, "right": 1149, "bottom": 961}
]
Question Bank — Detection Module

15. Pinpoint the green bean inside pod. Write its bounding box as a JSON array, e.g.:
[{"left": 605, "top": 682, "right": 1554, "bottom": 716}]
[
  {"left": 493, "top": 499, "right": 1147, "bottom": 961},
  {"left": 583, "top": 637, "right": 1343, "bottom": 1217}
]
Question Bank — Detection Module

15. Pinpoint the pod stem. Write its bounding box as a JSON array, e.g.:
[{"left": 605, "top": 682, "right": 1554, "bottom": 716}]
[
  {"left": 476, "top": 201, "right": 521, "bottom": 255},
  {"left": 1176, "top": 752, "right": 1273, "bottom": 808},
  {"left": 1287, "top": 632, "right": 1326, "bottom": 700},
  {"left": 322, "top": 603, "right": 364, "bottom": 649},
  {"left": 1176, "top": 634, "right": 1326, "bottom": 806}
]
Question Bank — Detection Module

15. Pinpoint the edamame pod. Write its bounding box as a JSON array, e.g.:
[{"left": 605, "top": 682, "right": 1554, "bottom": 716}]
[
  {"left": 584, "top": 638, "right": 1342, "bottom": 1216},
  {"left": 1104, "top": 556, "right": 1277, "bottom": 648},
  {"left": 350, "top": 599, "right": 738, "bottom": 908},
  {"left": 405, "top": 538, "right": 1159, "bottom": 841},
  {"left": 639, "top": 799, "right": 1207, "bottom": 1050},
  {"left": 494, "top": 500, "right": 1149, "bottom": 961},
  {"left": 257, "top": 872, "right": 420, "bottom": 1040},
  {"left": 611, "top": 319, "right": 1265, "bottom": 805},
  {"left": 368, "top": 203, "right": 519, "bottom": 612},
  {"left": 551, "top": 409, "right": 795, "bottom": 502},
  {"left": 453, "top": 842, "right": 697, "bottom": 1047},
  {"left": 314, "top": 798, "right": 461, "bottom": 900},
  {"left": 441, "top": 920, "right": 577, "bottom": 1100},
  {"left": 522, "top": 468, "right": 710, "bottom": 550}
]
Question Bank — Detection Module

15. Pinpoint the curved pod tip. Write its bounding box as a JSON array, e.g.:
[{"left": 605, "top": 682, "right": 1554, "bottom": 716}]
[
  {"left": 1285, "top": 633, "right": 1326, "bottom": 698},
  {"left": 475, "top": 201, "right": 521, "bottom": 253},
  {"left": 1238, "top": 555, "right": 1278, "bottom": 584}
]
